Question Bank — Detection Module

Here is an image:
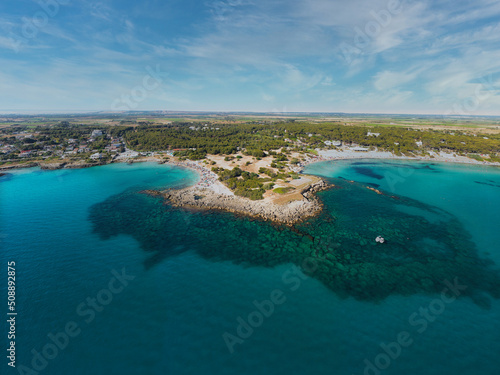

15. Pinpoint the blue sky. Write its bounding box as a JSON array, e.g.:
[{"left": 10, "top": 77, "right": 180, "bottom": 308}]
[{"left": 1, "top": 0, "right": 500, "bottom": 114}]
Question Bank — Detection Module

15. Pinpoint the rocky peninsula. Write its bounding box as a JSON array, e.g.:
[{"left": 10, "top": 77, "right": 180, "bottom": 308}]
[{"left": 145, "top": 178, "right": 330, "bottom": 225}]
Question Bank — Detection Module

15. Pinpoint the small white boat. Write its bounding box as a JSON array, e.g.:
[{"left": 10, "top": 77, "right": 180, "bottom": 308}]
[{"left": 375, "top": 236, "right": 385, "bottom": 244}]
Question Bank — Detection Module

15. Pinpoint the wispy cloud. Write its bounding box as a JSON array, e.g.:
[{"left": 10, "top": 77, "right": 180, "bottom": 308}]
[{"left": 374, "top": 69, "right": 421, "bottom": 91}]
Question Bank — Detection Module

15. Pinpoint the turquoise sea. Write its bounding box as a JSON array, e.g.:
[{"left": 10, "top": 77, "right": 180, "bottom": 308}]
[{"left": 1, "top": 160, "right": 499, "bottom": 375}]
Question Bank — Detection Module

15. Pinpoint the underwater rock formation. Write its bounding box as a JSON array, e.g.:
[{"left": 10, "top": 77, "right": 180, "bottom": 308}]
[{"left": 89, "top": 177, "right": 500, "bottom": 307}]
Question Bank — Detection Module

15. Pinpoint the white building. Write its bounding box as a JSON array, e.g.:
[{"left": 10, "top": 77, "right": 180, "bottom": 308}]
[
  {"left": 116, "top": 150, "right": 139, "bottom": 159},
  {"left": 324, "top": 140, "right": 342, "bottom": 147},
  {"left": 90, "top": 153, "right": 102, "bottom": 160}
]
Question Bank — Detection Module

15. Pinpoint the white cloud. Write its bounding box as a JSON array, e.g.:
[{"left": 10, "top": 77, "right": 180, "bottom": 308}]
[
  {"left": 374, "top": 69, "right": 421, "bottom": 91},
  {"left": 261, "top": 93, "right": 275, "bottom": 102}
]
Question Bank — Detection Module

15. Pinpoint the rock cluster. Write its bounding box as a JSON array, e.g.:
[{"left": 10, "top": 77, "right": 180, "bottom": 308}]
[
  {"left": 301, "top": 179, "right": 330, "bottom": 199},
  {"left": 0, "top": 162, "right": 38, "bottom": 171},
  {"left": 39, "top": 161, "right": 102, "bottom": 170},
  {"left": 39, "top": 162, "right": 67, "bottom": 170}
]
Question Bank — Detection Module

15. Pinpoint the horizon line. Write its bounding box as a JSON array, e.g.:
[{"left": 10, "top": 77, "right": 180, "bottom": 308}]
[{"left": 1, "top": 110, "right": 500, "bottom": 118}]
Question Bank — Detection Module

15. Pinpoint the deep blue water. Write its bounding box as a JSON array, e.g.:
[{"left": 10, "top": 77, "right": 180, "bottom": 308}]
[{"left": 1, "top": 160, "right": 499, "bottom": 375}]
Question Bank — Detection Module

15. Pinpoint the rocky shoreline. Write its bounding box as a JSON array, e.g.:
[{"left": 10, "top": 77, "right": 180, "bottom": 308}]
[
  {"left": 40, "top": 161, "right": 105, "bottom": 170},
  {"left": 0, "top": 158, "right": 159, "bottom": 171},
  {"left": 0, "top": 162, "right": 39, "bottom": 171},
  {"left": 144, "top": 178, "right": 331, "bottom": 225},
  {"left": 0, "top": 161, "right": 105, "bottom": 171}
]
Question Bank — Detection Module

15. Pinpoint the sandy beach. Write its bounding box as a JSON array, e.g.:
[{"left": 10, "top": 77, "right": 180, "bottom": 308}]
[
  {"left": 168, "top": 159, "right": 234, "bottom": 196},
  {"left": 300, "top": 148, "right": 500, "bottom": 168}
]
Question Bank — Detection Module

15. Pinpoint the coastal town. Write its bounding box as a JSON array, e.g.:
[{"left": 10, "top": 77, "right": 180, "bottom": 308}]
[{"left": 0, "top": 127, "right": 151, "bottom": 168}]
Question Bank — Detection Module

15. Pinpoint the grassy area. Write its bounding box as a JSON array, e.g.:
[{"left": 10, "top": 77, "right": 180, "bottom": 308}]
[
  {"left": 273, "top": 187, "right": 294, "bottom": 194},
  {"left": 467, "top": 154, "right": 484, "bottom": 161}
]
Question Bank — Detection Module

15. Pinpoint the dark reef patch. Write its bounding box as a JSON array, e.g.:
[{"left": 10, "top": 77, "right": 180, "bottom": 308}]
[
  {"left": 352, "top": 161, "right": 439, "bottom": 172},
  {"left": 89, "top": 179, "right": 500, "bottom": 307},
  {"left": 353, "top": 167, "right": 385, "bottom": 180},
  {"left": 0, "top": 173, "right": 12, "bottom": 182},
  {"left": 352, "top": 162, "right": 378, "bottom": 166},
  {"left": 475, "top": 181, "right": 500, "bottom": 188}
]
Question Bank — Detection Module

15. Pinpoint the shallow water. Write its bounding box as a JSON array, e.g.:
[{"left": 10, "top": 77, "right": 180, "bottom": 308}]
[{"left": 1, "top": 160, "right": 499, "bottom": 375}]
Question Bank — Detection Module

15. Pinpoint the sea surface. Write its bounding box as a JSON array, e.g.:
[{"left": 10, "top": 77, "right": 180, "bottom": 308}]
[{"left": 1, "top": 160, "right": 499, "bottom": 375}]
